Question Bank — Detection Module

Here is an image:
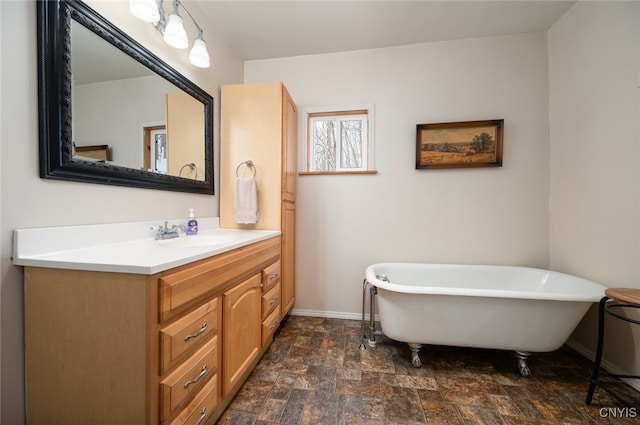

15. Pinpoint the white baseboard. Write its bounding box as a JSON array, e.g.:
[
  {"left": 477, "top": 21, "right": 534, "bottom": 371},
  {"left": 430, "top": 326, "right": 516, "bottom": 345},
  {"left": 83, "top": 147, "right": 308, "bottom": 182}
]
[
  {"left": 289, "top": 308, "right": 379, "bottom": 321},
  {"left": 566, "top": 338, "right": 640, "bottom": 393}
]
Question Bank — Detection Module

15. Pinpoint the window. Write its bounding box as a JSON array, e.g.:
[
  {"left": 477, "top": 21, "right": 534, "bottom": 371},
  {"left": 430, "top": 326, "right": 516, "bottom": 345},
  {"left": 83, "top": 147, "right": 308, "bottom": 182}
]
[{"left": 302, "top": 106, "right": 375, "bottom": 174}]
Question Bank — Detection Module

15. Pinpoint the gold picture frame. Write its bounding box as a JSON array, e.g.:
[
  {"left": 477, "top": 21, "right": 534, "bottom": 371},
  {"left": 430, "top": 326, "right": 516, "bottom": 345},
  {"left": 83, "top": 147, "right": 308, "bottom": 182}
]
[{"left": 416, "top": 119, "right": 503, "bottom": 169}]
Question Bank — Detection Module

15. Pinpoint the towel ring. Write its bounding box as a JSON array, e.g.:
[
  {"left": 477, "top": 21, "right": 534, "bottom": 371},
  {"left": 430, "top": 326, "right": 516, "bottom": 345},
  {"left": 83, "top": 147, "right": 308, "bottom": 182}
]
[
  {"left": 179, "top": 163, "right": 198, "bottom": 179},
  {"left": 236, "top": 160, "right": 256, "bottom": 177}
]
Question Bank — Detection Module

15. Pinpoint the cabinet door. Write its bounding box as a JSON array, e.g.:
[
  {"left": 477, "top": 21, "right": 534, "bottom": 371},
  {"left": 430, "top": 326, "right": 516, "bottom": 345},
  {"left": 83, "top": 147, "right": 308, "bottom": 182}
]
[
  {"left": 282, "top": 87, "right": 297, "bottom": 203},
  {"left": 223, "top": 273, "right": 262, "bottom": 396},
  {"left": 281, "top": 201, "right": 296, "bottom": 316}
]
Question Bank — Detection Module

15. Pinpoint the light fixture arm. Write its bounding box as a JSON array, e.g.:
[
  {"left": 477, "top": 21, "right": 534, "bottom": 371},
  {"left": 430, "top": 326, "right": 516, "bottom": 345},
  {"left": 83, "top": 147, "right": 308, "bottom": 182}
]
[
  {"left": 153, "top": 0, "right": 203, "bottom": 36},
  {"left": 153, "top": 0, "right": 166, "bottom": 33},
  {"left": 175, "top": 1, "right": 203, "bottom": 35}
]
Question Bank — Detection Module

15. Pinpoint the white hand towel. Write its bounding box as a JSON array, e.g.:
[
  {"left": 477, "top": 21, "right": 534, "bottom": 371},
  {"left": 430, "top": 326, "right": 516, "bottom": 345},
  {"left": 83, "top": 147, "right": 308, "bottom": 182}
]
[{"left": 234, "top": 176, "right": 259, "bottom": 224}]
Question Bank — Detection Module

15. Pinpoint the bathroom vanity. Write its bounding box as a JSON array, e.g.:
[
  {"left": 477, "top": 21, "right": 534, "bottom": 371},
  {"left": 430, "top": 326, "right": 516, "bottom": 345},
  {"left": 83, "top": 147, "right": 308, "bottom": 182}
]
[{"left": 14, "top": 220, "right": 281, "bottom": 425}]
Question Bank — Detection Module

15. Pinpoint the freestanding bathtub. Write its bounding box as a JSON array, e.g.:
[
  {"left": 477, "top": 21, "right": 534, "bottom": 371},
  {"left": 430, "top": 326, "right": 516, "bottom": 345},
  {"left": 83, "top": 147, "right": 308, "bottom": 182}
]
[{"left": 363, "top": 263, "right": 607, "bottom": 376}]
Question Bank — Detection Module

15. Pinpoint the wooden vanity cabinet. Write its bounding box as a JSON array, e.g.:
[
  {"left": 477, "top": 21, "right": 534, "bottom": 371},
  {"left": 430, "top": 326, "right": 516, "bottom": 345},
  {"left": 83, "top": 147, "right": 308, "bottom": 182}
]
[
  {"left": 220, "top": 82, "right": 297, "bottom": 319},
  {"left": 24, "top": 236, "right": 280, "bottom": 425}
]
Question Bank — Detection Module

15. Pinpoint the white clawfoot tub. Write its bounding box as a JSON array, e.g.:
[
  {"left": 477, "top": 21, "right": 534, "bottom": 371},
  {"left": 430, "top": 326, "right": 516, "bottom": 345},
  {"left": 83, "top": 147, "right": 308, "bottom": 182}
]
[{"left": 363, "top": 263, "right": 607, "bottom": 376}]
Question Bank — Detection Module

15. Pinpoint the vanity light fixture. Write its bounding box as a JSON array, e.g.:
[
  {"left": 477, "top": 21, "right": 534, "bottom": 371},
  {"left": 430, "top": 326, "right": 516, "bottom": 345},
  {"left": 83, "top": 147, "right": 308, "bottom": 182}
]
[{"left": 129, "top": 0, "right": 210, "bottom": 68}]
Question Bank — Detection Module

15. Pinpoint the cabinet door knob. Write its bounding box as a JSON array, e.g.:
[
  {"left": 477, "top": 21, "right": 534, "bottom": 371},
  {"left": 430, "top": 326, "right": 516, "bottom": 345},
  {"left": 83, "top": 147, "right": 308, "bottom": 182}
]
[{"left": 184, "top": 323, "right": 207, "bottom": 341}]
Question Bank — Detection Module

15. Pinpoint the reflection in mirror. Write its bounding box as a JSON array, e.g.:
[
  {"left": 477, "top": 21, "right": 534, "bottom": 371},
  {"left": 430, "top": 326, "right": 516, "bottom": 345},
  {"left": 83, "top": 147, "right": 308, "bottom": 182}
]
[
  {"left": 71, "top": 21, "right": 206, "bottom": 180},
  {"left": 38, "top": 0, "right": 214, "bottom": 193}
]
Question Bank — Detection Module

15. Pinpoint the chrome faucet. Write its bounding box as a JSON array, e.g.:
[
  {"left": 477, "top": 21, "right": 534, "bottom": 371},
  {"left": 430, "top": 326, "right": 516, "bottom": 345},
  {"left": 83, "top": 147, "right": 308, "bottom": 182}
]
[{"left": 152, "top": 221, "right": 186, "bottom": 240}]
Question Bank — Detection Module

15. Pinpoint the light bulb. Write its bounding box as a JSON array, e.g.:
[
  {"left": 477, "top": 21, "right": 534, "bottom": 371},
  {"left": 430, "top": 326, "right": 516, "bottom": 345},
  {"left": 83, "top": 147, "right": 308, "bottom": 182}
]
[
  {"left": 129, "top": 0, "right": 160, "bottom": 23},
  {"left": 189, "top": 36, "right": 210, "bottom": 68},
  {"left": 163, "top": 13, "right": 188, "bottom": 49}
]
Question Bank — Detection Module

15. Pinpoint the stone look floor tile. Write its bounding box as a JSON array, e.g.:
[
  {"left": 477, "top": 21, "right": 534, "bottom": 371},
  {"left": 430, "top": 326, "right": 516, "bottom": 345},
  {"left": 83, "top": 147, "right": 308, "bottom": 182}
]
[{"left": 217, "top": 316, "right": 640, "bottom": 425}]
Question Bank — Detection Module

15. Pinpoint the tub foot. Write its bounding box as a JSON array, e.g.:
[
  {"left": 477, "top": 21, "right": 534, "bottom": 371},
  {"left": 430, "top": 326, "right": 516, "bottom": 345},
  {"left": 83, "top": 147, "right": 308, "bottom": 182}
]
[
  {"left": 408, "top": 343, "right": 423, "bottom": 368},
  {"left": 515, "top": 351, "right": 531, "bottom": 377}
]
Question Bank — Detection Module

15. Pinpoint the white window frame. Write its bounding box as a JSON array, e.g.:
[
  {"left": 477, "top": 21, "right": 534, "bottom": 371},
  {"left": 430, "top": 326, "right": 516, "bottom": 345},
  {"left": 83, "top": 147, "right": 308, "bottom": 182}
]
[{"left": 301, "top": 104, "right": 375, "bottom": 174}]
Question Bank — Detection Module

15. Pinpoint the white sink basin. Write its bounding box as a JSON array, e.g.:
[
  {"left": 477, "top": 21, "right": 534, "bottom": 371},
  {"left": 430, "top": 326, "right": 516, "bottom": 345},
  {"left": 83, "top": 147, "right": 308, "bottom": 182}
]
[{"left": 159, "top": 234, "right": 242, "bottom": 248}]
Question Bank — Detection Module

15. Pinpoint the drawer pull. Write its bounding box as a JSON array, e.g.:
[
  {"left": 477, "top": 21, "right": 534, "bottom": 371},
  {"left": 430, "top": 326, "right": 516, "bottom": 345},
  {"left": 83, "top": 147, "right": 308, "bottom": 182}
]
[
  {"left": 195, "top": 407, "right": 207, "bottom": 425},
  {"left": 183, "top": 365, "right": 207, "bottom": 388},
  {"left": 269, "top": 273, "right": 279, "bottom": 281},
  {"left": 269, "top": 298, "right": 279, "bottom": 305},
  {"left": 184, "top": 323, "right": 207, "bottom": 341},
  {"left": 270, "top": 321, "right": 279, "bottom": 330}
]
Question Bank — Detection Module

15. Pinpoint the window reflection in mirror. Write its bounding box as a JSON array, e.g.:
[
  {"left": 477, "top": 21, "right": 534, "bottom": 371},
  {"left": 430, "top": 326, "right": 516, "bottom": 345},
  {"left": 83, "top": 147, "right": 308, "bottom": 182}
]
[{"left": 70, "top": 20, "right": 206, "bottom": 181}]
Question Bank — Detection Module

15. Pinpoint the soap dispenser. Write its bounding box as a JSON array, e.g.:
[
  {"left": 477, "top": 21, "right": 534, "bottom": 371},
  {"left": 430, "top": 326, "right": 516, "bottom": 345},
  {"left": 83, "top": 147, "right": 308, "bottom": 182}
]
[{"left": 186, "top": 208, "right": 198, "bottom": 235}]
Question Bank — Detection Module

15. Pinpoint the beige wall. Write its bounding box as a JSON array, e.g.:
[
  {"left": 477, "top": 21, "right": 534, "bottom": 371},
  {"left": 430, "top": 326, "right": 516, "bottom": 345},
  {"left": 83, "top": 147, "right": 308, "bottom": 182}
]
[
  {"left": 0, "top": 1, "right": 244, "bottom": 423},
  {"left": 245, "top": 31, "right": 551, "bottom": 316},
  {"left": 548, "top": 1, "right": 640, "bottom": 380}
]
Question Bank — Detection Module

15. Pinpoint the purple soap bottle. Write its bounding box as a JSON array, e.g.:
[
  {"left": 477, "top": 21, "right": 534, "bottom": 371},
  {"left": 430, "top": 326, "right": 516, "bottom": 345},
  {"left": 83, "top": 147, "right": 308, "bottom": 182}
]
[{"left": 186, "top": 208, "right": 198, "bottom": 235}]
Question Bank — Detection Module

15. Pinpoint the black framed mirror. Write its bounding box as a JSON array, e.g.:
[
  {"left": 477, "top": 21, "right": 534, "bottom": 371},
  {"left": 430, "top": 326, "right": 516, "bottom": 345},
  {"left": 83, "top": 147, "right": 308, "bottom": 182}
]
[{"left": 37, "top": 0, "right": 214, "bottom": 194}]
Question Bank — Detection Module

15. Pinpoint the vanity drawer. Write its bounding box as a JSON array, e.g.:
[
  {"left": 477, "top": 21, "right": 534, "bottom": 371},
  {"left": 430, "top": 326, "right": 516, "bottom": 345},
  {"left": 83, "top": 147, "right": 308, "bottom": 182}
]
[
  {"left": 160, "top": 298, "right": 218, "bottom": 374},
  {"left": 159, "top": 237, "right": 281, "bottom": 322},
  {"left": 160, "top": 336, "right": 217, "bottom": 421},
  {"left": 167, "top": 376, "right": 217, "bottom": 425},
  {"left": 262, "top": 260, "right": 281, "bottom": 292},
  {"left": 262, "top": 307, "right": 280, "bottom": 345},
  {"left": 261, "top": 282, "right": 281, "bottom": 320}
]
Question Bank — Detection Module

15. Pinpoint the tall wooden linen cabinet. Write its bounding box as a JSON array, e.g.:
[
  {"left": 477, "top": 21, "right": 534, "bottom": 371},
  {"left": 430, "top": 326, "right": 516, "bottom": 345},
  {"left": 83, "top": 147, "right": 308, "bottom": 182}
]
[{"left": 220, "top": 82, "right": 296, "bottom": 318}]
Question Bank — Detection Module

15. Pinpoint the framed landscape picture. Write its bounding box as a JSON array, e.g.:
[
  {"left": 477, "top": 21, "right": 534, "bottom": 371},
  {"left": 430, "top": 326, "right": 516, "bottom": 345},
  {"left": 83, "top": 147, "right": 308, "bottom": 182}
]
[{"left": 416, "top": 119, "right": 503, "bottom": 169}]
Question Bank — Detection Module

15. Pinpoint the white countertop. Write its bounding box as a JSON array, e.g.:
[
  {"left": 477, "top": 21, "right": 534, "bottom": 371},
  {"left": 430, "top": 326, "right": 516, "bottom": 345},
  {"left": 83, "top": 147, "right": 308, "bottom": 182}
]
[{"left": 13, "top": 218, "right": 280, "bottom": 275}]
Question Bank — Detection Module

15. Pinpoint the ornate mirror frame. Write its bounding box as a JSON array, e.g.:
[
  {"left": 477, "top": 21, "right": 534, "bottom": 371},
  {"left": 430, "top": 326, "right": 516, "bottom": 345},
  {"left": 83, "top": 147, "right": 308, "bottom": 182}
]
[{"left": 37, "top": 0, "right": 215, "bottom": 194}]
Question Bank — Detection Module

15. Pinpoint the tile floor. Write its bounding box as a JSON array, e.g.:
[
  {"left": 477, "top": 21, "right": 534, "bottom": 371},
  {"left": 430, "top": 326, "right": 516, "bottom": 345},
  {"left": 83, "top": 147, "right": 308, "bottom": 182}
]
[{"left": 217, "top": 316, "right": 640, "bottom": 425}]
